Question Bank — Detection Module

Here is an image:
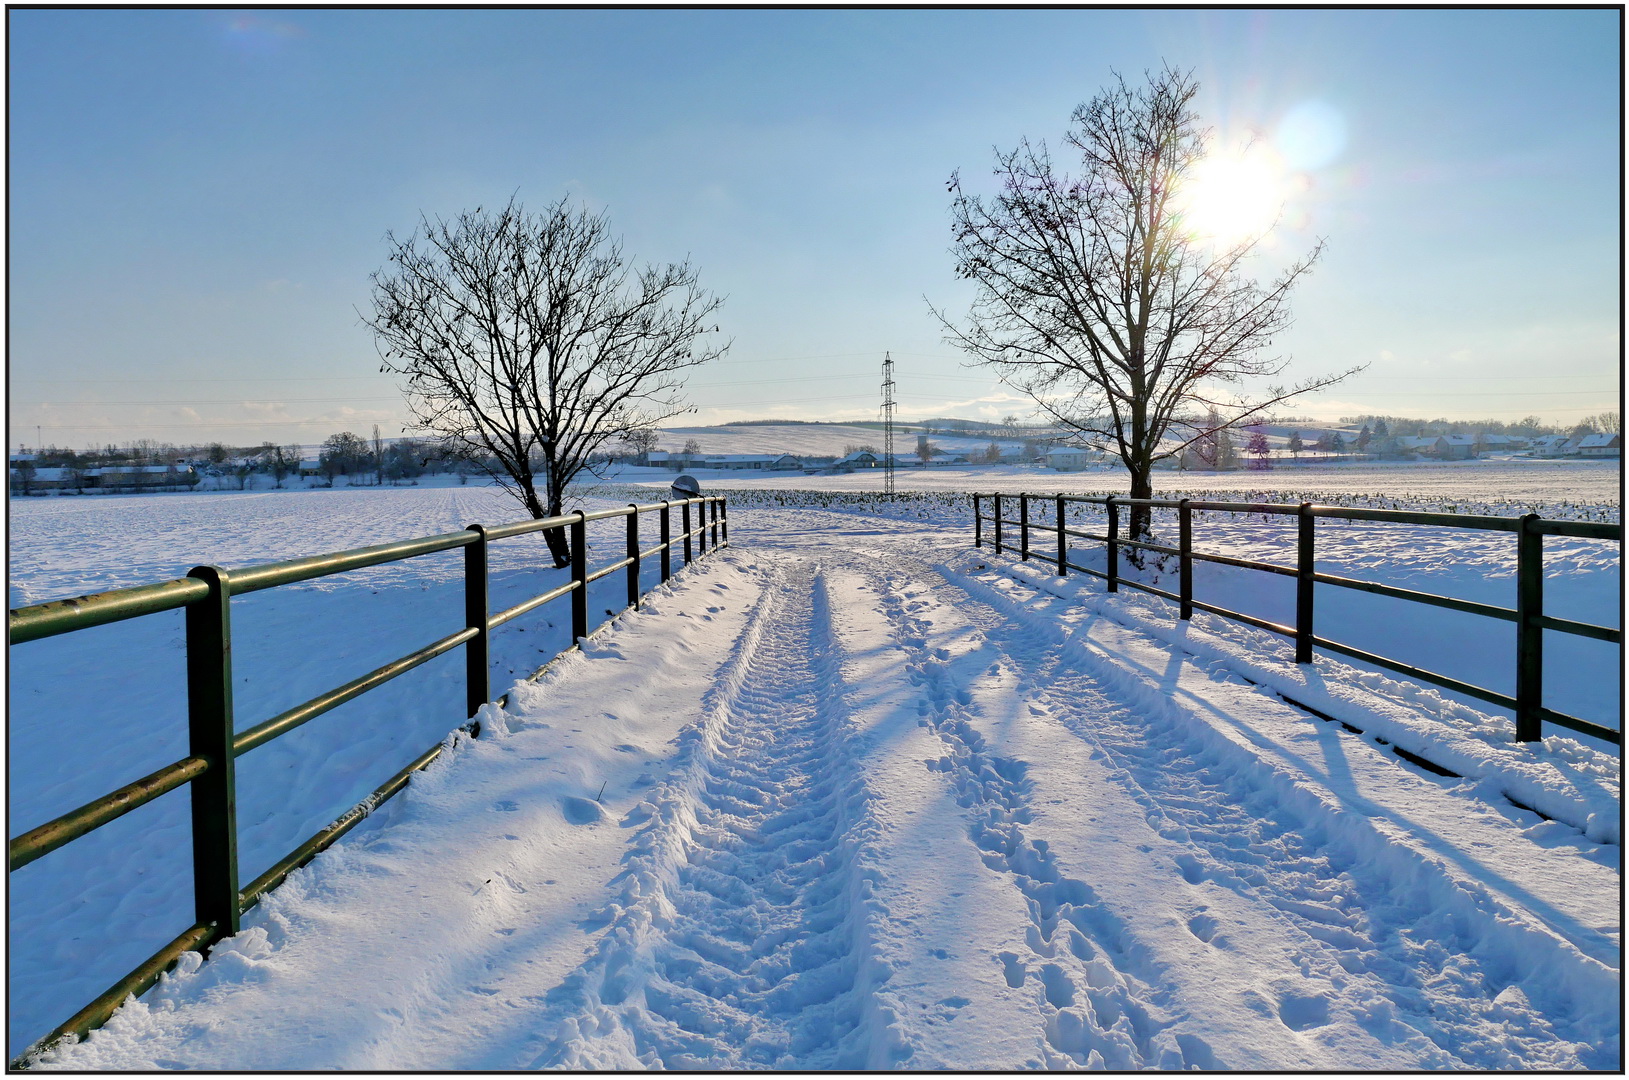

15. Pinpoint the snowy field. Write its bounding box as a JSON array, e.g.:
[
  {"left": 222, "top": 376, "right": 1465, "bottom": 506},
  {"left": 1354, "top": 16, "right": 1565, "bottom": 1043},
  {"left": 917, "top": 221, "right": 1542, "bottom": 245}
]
[
  {"left": 610, "top": 456, "right": 1621, "bottom": 512},
  {"left": 7, "top": 466, "right": 1621, "bottom": 1067}
]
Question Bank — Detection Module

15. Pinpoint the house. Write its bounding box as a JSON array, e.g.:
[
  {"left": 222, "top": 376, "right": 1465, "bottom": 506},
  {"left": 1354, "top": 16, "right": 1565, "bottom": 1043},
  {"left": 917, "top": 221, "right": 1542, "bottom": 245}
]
[
  {"left": 8, "top": 466, "right": 76, "bottom": 491},
  {"left": 705, "top": 454, "right": 803, "bottom": 471},
  {"left": 835, "top": 451, "right": 877, "bottom": 470},
  {"left": 1529, "top": 435, "right": 1573, "bottom": 457},
  {"left": 1384, "top": 435, "right": 1434, "bottom": 458},
  {"left": 83, "top": 465, "right": 198, "bottom": 489},
  {"left": 1045, "top": 446, "right": 1096, "bottom": 472},
  {"left": 1575, "top": 433, "right": 1621, "bottom": 458},
  {"left": 298, "top": 460, "right": 325, "bottom": 478},
  {"left": 1475, "top": 433, "right": 1526, "bottom": 453},
  {"left": 1438, "top": 435, "right": 1478, "bottom": 460}
]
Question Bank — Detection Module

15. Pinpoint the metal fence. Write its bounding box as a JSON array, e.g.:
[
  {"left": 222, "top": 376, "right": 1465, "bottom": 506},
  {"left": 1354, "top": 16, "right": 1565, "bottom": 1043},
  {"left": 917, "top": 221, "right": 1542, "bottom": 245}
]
[
  {"left": 972, "top": 492, "right": 1620, "bottom": 746},
  {"left": 6, "top": 496, "right": 727, "bottom": 1066}
]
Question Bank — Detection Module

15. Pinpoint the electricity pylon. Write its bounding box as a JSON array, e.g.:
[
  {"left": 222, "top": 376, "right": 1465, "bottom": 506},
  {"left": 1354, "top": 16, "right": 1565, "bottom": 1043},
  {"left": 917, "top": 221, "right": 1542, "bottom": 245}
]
[{"left": 881, "top": 352, "right": 896, "bottom": 497}]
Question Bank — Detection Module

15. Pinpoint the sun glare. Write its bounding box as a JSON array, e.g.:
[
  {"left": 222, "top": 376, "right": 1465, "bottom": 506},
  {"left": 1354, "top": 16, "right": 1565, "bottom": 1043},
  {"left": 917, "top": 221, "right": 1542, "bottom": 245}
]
[{"left": 1174, "top": 150, "right": 1287, "bottom": 246}]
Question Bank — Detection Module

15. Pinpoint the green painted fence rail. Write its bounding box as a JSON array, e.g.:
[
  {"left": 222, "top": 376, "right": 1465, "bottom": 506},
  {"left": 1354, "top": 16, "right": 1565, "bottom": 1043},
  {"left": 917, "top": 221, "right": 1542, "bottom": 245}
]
[
  {"left": 6, "top": 496, "right": 727, "bottom": 1068},
  {"left": 972, "top": 492, "right": 1620, "bottom": 746}
]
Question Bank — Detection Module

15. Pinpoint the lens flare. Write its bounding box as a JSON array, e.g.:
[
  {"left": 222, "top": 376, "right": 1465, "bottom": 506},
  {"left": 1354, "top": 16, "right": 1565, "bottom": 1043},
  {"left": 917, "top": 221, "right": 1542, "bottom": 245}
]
[
  {"left": 1173, "top": 149, "right": 1287, "bottom": 245},
  {"left": 1276, "top": 100, "right": 1347, "bottom": 170}
]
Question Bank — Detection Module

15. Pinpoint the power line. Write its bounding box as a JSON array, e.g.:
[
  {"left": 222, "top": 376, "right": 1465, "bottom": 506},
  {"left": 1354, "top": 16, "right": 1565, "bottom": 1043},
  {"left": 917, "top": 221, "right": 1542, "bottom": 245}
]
[
  {"left": 11, "top": 381, "right": 1613, "bottom": 412},
  {"left": 1357, "top": 375, "right": 1614, "bottom": 381},
  {"left": 14, "top": 417, "right": 409, "bottom": 433},
  {"left": 11, "top": 397, "right": 404, "bottom": 408},
  {"left": 1329, "top": 392, "right": 1609, "bottom": 400},
  {"left": 11, "top": 375, "right": 389, "bottom": 385}
]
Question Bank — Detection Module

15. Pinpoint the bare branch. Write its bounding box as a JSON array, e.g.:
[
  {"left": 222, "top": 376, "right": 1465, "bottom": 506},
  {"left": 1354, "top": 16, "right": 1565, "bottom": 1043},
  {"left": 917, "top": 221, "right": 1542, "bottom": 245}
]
[
  {"left": 936, "top": 67, "right": 1360, "bottom": 540},
  {"left": 365, "top": 196, "right": 727, "bottom": 565}
]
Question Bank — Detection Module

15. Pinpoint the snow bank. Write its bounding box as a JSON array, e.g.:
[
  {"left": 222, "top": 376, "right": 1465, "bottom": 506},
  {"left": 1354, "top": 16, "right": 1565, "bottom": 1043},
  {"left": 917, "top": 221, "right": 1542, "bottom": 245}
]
[{"left": 10, "top": 480, "right": 1618, "bottom": 1067}]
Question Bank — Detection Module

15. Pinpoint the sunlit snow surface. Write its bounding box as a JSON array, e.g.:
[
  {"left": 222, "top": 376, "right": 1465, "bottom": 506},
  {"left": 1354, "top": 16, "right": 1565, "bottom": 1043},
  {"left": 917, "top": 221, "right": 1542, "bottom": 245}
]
[{"left": 9, "top": 464, "right": 1620, "bottom": 1068}]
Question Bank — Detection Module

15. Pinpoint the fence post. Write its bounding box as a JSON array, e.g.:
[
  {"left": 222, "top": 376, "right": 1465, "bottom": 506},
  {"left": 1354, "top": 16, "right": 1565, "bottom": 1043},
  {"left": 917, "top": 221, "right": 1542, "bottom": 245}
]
[
  {"left": 973, "top": 494, "right": 982, "bottom": 548},
  {"left": 1019, "top": 494, "right": 1030, "bottom": 560},
  {"left": 720, "top": 498, "right": 729, "bottom": 547},
  {"left": 993, "top": 494, "right": 1003, "bottom": 555},
  {"left": 570, "top": 512, "right": 588, "bottom": 643},
  {"left": 626, "top": 506, "right": 642, "bottom": 611},
  {"left": 1056, "top": 494, "right": 1066, "bottom": 576},
  {"left": 682, "top": 501, "right": 693, "bottom": 564},
  {"left": 660, "top": 501, "right": 672, "bottom": 581},
  {"left": 1296, "top": 503, "right": 1315, "bottom": 663},
  {"left": 1178, "top": 499, "right": 1193, "bottom": 620},
  {"left": 710, "top": 499, "right": 720, "bottom": 549},
  {"left": 1105, "top": 497, "right": 1119, "bottom": 593},
  {"left": 463, "top": 526, "right": 489, "bottom": 720},
  {"left": 1515, "top": 513, "right": 1544, "bottom": 742},
  {"left": 184, "top": 564, "right": 240, "bottom": 942}
]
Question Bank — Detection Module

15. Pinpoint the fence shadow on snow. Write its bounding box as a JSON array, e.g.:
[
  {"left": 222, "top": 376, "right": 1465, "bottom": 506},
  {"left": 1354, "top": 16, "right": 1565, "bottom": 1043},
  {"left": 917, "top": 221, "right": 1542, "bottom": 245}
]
[
  {"left": 6, "top": 496, "right": 728, "bottom": 1067},
  {"left": 973, "top": 492, "right": 1620, "bottom": 747}
]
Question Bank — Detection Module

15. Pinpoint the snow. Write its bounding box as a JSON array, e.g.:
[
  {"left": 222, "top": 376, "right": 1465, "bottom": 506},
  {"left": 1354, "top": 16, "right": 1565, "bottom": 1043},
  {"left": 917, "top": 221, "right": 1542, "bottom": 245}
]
[
  {"left": 656, "top": 422, "right": 1030, "bottom": 458},
  {"left": 611, "top": 456, "right": 1622, "bottom": 510},
  {"left": 8, "top": 470, "right": 1621, "bottom": 1069}
]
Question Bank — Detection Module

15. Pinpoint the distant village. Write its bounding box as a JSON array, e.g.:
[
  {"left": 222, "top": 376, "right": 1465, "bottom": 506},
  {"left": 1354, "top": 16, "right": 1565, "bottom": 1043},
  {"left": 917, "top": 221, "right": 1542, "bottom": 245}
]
[
  {"left": 7, "top": 432, "right": 463, "bottom": 495},
  {"left": 8, "top": 416, "right": 1620, "bottom": 495},
  {"left": 633, "top": 422, "right": 1621, "bottom": 476}
]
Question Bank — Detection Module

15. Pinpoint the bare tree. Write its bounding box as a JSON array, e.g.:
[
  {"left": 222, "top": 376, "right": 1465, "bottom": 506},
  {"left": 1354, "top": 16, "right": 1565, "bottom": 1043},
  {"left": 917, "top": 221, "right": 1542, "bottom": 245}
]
[
  {"left": 320, "top": 431, "right": 368, "bottom": 482},
  {"left": 937, "top": 66, "right": 1360, "bottom": 542},
  {"left": 12, "top": 456, "right": 35, "bottom": 495},
  {"left": 368, "top": 196, "right": 727, "bottom": 565},
  {"left": 1573, "top": 411, "right": 1621, "bottom": 437},
  {"left": 1245, "top": 426, "right": 1271, "bottom": 470},
  {"left": 621, "top": 427, "right": 659, "bottom": 464}
]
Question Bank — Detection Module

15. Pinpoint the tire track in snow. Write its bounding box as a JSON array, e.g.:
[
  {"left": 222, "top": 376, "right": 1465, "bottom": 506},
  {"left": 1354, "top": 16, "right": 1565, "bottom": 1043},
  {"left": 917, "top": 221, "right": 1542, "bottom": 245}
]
[
  {"left": 937, "top": 551, "right": 1614, "bottom": 1070},
  {"left": 855, "top": 557, "right": 1179, "bottom": 1070},
  {"left": 523, "top": 557, "right": 895, "bottom": 1069}
]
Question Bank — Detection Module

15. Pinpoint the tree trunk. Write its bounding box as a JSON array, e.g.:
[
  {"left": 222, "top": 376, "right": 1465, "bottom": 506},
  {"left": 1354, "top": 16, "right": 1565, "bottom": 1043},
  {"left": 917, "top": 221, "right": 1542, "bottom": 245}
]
[
  {"left": 1126, "top": 465, "right": 1154, "bottom": 569},
  {"left": 1128, "top": 468, "right": 1153, "bottom": 540},
  {"left": 541, "top": 470, "right": 571, "bottom": 569}
]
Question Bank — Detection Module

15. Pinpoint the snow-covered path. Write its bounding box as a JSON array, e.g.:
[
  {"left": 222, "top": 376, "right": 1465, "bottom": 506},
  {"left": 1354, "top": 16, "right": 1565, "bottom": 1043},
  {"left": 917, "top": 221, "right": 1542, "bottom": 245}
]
[{"left": 35, "top": 510, "right": 1620, "bottom": 1070}]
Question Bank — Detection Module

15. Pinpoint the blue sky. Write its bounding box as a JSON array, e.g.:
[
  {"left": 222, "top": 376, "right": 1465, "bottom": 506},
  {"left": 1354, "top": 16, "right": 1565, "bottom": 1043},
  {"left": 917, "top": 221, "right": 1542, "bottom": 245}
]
[{"left": 8, "top": 8, "right": 1620, "bottom": 449}]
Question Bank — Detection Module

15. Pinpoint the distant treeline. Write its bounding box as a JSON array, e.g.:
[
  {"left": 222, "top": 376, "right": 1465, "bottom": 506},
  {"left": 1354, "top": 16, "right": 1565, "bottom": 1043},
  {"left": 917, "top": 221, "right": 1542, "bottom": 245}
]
[
  {"left": 1334, "top": 412, "right": 1619, "bottom": 438},
  {"left": 13, "top": 432, "right": 471, "bottom": 487}
]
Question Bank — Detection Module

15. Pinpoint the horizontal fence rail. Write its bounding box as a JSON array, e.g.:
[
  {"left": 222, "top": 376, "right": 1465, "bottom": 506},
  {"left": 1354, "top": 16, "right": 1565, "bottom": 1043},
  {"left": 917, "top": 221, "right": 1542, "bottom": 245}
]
[
  {"left": 6, "top": 496, "right": 728, "bottom": 1067},
  {"left": 971, "top": 492, "right": 1621, "bottom": 747}
]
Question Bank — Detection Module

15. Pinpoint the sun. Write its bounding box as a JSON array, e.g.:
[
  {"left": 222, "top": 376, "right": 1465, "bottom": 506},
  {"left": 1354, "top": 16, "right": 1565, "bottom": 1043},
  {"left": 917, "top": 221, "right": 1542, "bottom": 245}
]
[{"left": 1173, "top": 149, "right": 1287, "bottom": 245}]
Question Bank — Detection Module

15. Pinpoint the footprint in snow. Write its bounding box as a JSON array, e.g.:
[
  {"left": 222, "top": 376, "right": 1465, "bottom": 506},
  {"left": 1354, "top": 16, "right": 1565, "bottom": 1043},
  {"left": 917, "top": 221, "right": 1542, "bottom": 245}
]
[
  {"left": 1277, "top": 993, "right": 1331, "bottom": 1031},
  {"left": 1186, "top": 911, "right": 1220, "bottom": 944}
]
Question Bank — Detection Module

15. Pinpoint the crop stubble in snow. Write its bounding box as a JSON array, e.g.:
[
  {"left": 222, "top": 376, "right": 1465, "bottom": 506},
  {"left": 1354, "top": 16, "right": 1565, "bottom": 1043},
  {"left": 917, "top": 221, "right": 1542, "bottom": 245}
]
[{"left": 16, "top": 488, "right": 1621, "bottom": 1070}]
